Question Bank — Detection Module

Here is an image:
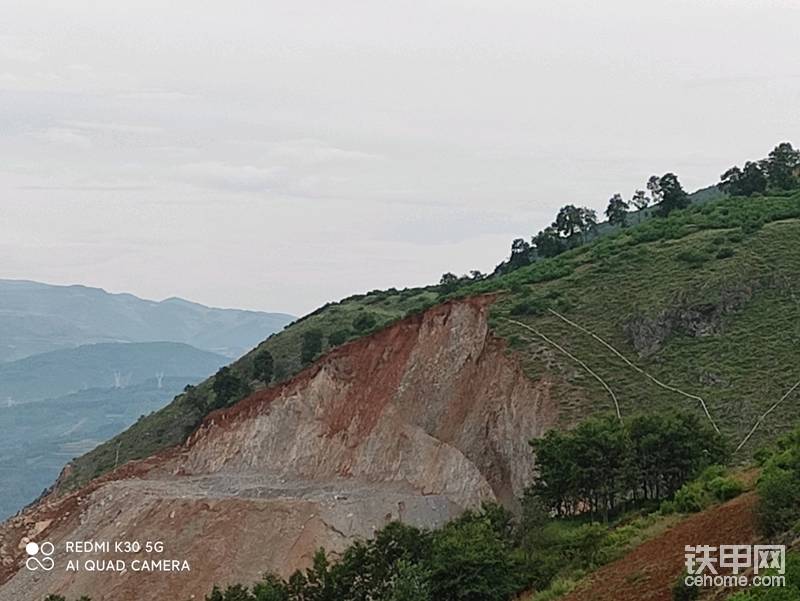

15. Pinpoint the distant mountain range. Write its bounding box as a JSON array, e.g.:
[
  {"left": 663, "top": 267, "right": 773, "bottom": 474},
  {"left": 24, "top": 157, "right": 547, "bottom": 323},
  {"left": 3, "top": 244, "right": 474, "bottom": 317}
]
[
  {"left": 0, "top": 341, "right": 228, "bottom": 404},
  {"left": 0, "top": 279, "right": 294, "bottom": 518},
  {"left": 0, "top": 279, "right": 295, "bottom": 362}
]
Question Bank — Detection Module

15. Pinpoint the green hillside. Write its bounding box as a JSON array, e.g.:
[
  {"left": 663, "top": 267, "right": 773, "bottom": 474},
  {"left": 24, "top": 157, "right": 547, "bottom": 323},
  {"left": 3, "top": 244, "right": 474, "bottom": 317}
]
[{"left": 59, "top": 188, "right": 800, "bottom": 492}]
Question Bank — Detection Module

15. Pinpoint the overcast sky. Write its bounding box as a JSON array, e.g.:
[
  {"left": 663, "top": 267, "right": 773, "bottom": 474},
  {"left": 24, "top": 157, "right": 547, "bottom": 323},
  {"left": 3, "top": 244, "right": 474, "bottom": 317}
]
[{"left": 1, "top": 0, "right": 798, "bottom": 315}]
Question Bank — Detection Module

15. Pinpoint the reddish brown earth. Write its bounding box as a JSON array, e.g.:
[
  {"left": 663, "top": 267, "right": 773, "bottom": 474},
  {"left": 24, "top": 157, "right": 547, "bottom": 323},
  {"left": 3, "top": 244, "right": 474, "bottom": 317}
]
[
  {"left": 0, "top": 297, "right": 560, "bottom": 601},
  {"left": 561, "top": 493, "right": 759, "bottom": 601}
]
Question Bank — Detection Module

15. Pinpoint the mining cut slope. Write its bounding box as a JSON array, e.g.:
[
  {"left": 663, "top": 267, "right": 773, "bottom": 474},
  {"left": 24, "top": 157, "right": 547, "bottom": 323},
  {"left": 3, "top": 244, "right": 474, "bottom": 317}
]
[{"left": 0, "top": 297, "right": 558, "bottom": 601}]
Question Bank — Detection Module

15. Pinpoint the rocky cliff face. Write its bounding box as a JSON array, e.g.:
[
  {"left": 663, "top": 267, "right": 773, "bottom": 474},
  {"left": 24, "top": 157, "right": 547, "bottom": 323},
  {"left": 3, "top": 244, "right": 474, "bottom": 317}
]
[{"left": 0, "top": 297, "right": 558, "bottom": 601}]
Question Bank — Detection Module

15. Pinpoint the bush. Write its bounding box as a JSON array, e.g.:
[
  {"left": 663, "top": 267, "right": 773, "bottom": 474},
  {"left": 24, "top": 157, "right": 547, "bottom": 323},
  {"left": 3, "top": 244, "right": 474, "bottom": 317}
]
[
  {"left": 715, "top": 246, "right": 735, "bottom": 259},
  {"left": 671, "top": 571, "right": 699, "bottom": 601},
  {"left": 253, "top": 349, "right": 274, "bottom": 384},
  {"left": 707, "top": 476, "right": 743, "bottom": 502},
  {"left": 328, "top": 329, "right": 351, "bottom": 346},
  {"left": 673, "top": 482, "right": 711, "bottom": 513},
  {"left": 756, "top": 428, "right": 800, "bottom": 537},
  {"left": 300, "top": 329, "right": 324, "bottom": 364},
  {"left": 668, "top": 467, "right": 742, "bottom": 513},
  {"left": 352, "top": 312, "right": 377, "bottom": 332},
  {"left": 529, "top": 578, "right": 576, "bottom": 601},
  {"left": 676, "top": 249, "right": 709, "bottom": 266}
]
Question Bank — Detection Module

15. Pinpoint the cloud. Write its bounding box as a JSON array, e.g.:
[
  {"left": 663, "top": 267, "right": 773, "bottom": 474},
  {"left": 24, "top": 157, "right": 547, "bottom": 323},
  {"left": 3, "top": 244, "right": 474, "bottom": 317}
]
[
  {"left": 16, "top": 184, "right": 152, "bottom": 192},
  {"left": 114, "top": 89, "right": 197, "bottom": 101},
  {"left": 59, "top": 120, "right": 163, "bottom": 136},
  {"left": 264, "top": 139, "right": 384, "bottom": 164},
  {"left": 177, "top": 162, "right": 286, "bottom": 192},
  {"left": 28, "top": 128, "right": 93, "bottom": 149}
]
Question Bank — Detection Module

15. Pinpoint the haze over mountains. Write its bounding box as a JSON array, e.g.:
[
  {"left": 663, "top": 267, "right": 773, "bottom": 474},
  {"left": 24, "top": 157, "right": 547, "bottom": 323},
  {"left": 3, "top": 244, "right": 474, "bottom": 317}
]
[
  {"left": 0, "top": 342, "right": 228, "bottom": 405},
  {"left": 0, "top": 279, "right": 295, "bottom": 362},
  {"left": 0, "top": 280, "right": 293, "bottom": 519}
]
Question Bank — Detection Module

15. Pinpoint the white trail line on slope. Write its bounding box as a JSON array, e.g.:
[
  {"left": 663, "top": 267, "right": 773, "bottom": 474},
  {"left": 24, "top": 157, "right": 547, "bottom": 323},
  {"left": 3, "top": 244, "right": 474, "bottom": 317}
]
[
  {"left": 545, "top": 309, "right": 721, "bottom": 434},
  {"left": 503, "top": 317, "right": 622, "bottom": 421},
  {"left": 736, "top": 380, "right": 800, "bottom": 452}
]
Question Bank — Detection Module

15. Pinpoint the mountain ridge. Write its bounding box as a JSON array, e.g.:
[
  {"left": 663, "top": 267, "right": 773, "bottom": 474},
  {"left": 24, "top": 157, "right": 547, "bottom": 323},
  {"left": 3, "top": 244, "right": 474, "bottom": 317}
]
[{"left": 0, "top": 279, "right": 294, "bottom": 362}]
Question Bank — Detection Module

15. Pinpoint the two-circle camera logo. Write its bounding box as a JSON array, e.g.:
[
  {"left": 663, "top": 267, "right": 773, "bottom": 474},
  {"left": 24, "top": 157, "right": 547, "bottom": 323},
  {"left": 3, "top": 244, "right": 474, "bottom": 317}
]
[{"left": 25, "top": 541, "right": 55, "bottom": 571}]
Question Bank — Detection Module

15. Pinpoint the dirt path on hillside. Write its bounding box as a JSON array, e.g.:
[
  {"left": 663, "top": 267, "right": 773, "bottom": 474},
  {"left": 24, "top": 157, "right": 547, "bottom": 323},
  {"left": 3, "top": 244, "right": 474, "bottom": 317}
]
[{"left": 562, "top": 493, "right": 758, "bottom": 601}]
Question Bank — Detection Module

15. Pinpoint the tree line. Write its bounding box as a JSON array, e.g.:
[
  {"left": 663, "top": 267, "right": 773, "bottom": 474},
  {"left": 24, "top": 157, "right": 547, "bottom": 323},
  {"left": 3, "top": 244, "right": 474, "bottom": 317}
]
[
  {"left": 530, "top": 412, "right": 727, "bottom": 521},
  {"left": 496, "top": 140, "right": 798, "bottom": 276},
  {"left": 497, "top": 171, "right": 690, "bottom": 275},
  {"left": 718, "top": 142, "right": 800, "bottom": 197}
]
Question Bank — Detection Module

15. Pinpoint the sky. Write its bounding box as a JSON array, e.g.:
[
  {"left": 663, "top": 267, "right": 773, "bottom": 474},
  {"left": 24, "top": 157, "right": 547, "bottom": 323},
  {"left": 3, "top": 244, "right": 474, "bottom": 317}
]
[{"left": 1, "top": 0, "right": 799, "bottom": 315}]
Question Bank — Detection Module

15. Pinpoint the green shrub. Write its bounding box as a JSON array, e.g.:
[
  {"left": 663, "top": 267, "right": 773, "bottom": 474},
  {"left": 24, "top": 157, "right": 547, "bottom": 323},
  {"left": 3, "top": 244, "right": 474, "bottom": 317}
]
[
  {"left": 328, "top": 329, "right": 351, "bottom": 346},
  {"left": 671, "top": 571, "right": 699, "bottom": 601},
  {"left": 300, "top": 329, "right": 324, "bottom": 364},
  {"left": 529, "top": 578, "right": 576, "bottom": 601},
  {"left": 352, "top": 312, "right": 377, "bottom": 332},
  {"left": 715, "top": 246, "right": 735, "bottom": 259},
  {"left": 675, "top": 249, "right": 709, "bottom": 266},
  {"left": 707, "top": 476, "right": 743, "bottom": 502},
  {"left": 673, "top": 482, "right": 711, "bottom": 513},
  {"left": 756, "top": 428, "right": 800, "bottom": 537}
]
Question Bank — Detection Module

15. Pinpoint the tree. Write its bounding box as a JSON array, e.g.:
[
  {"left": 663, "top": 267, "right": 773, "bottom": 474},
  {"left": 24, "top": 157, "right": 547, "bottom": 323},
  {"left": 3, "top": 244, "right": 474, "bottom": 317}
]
[
  {"left": 509, "top": 238, "right": 532, "bottom": 269},
  {"left": 530, "top": 411, "right": 727, "bottom": 518},
  {"left": 252, "top": 574, "right": 290, "bottom": 601},
  {"left": 605, "top": 194, "right": 629, "bottom": 227},
  {"left": 719, "top": 161, "right": 767, "bottom": 196},
  {"left": 253, "top": 349, "right": 274, "bottom": 384},
  {"left": 631, "top": 189, "right": 650, "bottom": 211},
  {"left": 553, "top": 205, "right": 597, "bottom": 242},
  {"left": 656, "top": 173, "right": 689, "bottom": 216},
  {"left": 646, "top": 175, "right": 664, "bottom": 205},
  {"left": 531, "top": 226, "right": 565, "bottom": 258},
  {"left": 580, "top": 208, "right": 599, "bottom": 241},
  {"left": 301, "top": 329, "right": 324, "bottom": 364},
  {"left": 766, "top": 142, "right": 800, "bottom": 190},
  {"left": 438, "top": 272, "right": 460, "bottom": 293},
  {"left": 211, "top": 366, "right": 250, "bottom": 410},
  {"left": 554, "top": 205, "right": 584, "bottom": 238},
  {"left": 428, "top": 518, "right": 518, "bottom": 601},
  {"left": 302, "top": 549, "right": 337, "bottom": 601},
  {"left": 385, "top": 559, "right": 431, "bottom": 601},
  {"left": 740, "top": 161, "right": 768, "bottom": 195}
]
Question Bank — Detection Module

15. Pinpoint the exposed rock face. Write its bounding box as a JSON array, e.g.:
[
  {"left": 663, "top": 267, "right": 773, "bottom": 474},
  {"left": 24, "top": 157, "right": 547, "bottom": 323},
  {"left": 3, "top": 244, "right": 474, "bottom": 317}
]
[
  {"left": 0, "top": 297, "right": 558, "bottom": 601},
  {"left": 623, "top": 285, "right": 755, "bottom": 357}
]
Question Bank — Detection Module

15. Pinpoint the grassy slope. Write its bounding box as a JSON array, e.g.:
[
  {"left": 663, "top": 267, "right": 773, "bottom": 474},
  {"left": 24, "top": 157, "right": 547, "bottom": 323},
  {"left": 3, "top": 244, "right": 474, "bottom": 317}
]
[
  {"left": 61, "top": 190, "right": 800, "bottom": 491},
  {"left": 477, "top": 194, "right": 800, "bottom": 453}
]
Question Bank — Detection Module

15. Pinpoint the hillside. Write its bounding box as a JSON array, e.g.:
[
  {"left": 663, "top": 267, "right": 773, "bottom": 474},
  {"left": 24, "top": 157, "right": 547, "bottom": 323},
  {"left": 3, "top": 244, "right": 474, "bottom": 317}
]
[
  {"left": 0, "top": 280, "right": 294, "bottom": 362},
  {"left": 1, "top": 190, "right": 799, "bottom": 601},
  {"left": 0, "top": 341, "right": 227, "bottom": 404},
  {"left": 58, "top": 190, "right": 800, "bottom": 493}
]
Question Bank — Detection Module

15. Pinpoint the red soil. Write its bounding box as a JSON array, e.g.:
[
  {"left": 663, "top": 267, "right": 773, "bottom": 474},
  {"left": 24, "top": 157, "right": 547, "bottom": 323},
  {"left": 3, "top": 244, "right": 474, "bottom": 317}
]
[{"left": 562, "top": 493, "right": 759, "bottom": 601}]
